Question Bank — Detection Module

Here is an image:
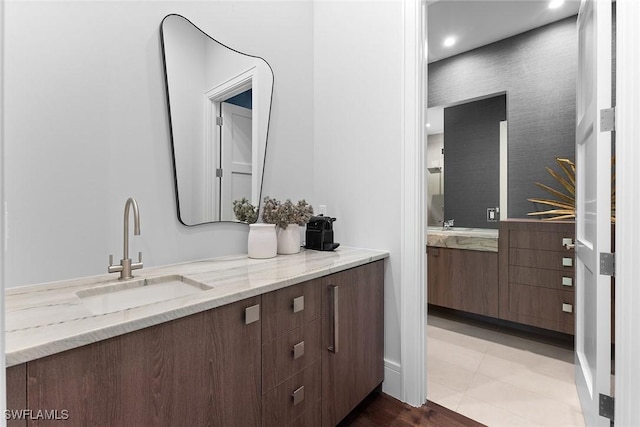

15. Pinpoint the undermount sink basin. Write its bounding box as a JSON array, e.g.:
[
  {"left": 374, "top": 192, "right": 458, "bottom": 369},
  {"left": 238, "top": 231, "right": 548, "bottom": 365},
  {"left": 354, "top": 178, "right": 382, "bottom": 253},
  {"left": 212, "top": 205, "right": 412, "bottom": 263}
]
[{"left": 76, "top": 275, "right": 212, "bottom": 315}]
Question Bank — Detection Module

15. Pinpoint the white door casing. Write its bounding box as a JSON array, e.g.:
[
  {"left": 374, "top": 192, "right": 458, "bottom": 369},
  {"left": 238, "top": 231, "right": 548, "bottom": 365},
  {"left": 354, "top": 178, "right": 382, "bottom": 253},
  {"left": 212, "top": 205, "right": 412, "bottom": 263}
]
[
  {"left": 574, "top": 0, "right": 612, "bottom": 426},
  {"left": 613, "top": 1, "right": 640, "bottom": 425},
  {"left": 220, "top": 102, "right": 252, "bottom": 222}
]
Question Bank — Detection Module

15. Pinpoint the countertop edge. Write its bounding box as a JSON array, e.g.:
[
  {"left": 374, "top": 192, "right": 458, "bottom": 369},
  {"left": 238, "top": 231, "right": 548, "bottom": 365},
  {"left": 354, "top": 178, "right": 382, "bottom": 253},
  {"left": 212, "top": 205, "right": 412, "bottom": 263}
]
[{"left": 6, "top": 248, "right": 388, "bottom": 367}]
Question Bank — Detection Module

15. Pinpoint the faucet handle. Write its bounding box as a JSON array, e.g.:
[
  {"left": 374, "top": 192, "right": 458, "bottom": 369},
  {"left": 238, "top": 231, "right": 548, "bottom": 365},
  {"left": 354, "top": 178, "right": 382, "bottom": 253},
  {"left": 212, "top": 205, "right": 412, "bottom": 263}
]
[
  {"left": 131, "top": 251, "right": 143, "bottom": 271},
  {"left": 108, "top": 254, "right": 123, "bottom": 273}
]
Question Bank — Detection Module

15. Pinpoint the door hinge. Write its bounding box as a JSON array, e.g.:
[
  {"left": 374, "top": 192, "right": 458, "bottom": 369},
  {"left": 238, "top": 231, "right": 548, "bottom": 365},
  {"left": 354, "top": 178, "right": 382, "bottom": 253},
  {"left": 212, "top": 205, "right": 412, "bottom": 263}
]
[
  {"left": 216, "top": 168, "right": 223, "bottom": 178},
  {"left": 600, "top": 107, "right": 615, "bottom": 132},
  {"left": 600, "top": 252, "right": 615, "bottom": 276},
  {"left": 599, "top": 393, "right": 614, "bottom": 421},
  {"left": 216, "top": 116, "right": 224, "bottom": 126}
]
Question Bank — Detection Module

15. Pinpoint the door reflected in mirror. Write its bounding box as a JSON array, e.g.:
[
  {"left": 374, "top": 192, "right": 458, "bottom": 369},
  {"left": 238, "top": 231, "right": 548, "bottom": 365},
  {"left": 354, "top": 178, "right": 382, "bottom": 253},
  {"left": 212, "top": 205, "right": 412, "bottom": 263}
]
[{"left": 161, "top": 14, "right": 274, "bottom": 225}]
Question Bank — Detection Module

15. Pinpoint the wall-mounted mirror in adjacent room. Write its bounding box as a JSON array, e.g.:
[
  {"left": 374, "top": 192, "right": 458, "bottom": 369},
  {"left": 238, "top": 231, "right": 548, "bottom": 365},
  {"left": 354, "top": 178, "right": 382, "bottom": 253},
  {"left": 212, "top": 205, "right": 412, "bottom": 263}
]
[
  {"left": 427, "top": 94, "right": 507, "bottom": 230},
  {"left": 161, "top": 14, "right": 274, "bottom": 225}
]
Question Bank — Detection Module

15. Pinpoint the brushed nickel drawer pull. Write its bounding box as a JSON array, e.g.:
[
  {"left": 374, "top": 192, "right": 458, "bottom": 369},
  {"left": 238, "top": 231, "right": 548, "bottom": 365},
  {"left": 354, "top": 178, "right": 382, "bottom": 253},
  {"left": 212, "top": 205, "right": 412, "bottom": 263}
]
[
  {"left": 293, "top": 341, "right": 305, "bottom": 360},
  {"left": 562, "top": 277, "right": 573, "bottom": 287},
  {"left": 293, "top": 296, "right": 305, "bottom": 313},
  {"left": 562, "top": 257, "right": 573, "bottom": 267},
  {"left": 245, "top": 304, "right": 260, "bottom": 325},
  {"left": 562, "top": 238, "right": 575, "bottom": 250},
  {"left": 292, "top": 385, "right": 305, "bottom": 406},
  {"left": 328, "top": 285, "right": 339, "bottom": 353},
  {"left": 562, "top": 303, "right": 573, "bottom": 313}
]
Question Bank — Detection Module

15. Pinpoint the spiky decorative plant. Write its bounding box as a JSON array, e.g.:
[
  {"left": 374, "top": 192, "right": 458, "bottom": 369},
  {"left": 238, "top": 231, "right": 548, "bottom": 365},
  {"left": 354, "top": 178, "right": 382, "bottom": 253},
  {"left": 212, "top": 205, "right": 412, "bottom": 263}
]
[
  {"left": 232, "top": 197, "right": 258, "bottom": 224},
  {"left": 527, "top": 156, "right": 616, "bottom": 222},
  {"left": 262, "top": 197, "right": 314, "bottom": 229}
]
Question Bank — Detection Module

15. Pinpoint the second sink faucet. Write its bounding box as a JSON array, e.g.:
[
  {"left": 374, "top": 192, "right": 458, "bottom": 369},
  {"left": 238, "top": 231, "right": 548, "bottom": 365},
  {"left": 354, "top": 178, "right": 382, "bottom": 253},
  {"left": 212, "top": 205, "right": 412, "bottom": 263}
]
[{"left": 108, "top": 197, "right": 143, "bottom": 280}]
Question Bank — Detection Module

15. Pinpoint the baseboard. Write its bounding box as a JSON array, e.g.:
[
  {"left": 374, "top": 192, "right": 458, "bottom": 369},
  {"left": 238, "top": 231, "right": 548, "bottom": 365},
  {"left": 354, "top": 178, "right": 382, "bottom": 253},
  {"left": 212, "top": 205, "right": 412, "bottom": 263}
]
[{"left": 381, "top": 359, "right": 402, "bottom": 400}]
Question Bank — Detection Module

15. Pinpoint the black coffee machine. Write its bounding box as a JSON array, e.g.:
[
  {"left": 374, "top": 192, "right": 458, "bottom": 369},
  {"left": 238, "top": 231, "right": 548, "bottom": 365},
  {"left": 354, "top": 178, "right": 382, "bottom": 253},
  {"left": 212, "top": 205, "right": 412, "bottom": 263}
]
[{"left": 305, "top": 215, "right": 340, "bottom": 251}]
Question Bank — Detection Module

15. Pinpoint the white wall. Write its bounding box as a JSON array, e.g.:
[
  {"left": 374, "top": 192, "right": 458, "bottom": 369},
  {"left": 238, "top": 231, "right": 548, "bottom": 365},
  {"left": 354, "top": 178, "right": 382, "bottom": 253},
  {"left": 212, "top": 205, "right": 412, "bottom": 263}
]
[
  {"left": 3, "top": 1, "right": 314, "bottom": 287},
  {"left": 313, "top": 0, "right": 405, "bottom": 398}
]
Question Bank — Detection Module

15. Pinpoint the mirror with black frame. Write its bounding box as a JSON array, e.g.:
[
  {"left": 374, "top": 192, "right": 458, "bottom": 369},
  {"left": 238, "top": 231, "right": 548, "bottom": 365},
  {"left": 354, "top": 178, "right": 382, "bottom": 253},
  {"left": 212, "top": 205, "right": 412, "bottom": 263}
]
[{"left": 161, "top": 14, "right": 274, "bottom": 225}]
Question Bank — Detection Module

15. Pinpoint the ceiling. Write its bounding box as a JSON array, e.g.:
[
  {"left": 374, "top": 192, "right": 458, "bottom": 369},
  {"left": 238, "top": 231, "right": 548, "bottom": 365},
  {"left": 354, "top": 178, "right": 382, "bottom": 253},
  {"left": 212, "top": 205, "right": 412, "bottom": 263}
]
[
  {"left": 427, "top": 0, "right": 581, "bottom": 63},
  {"left": 426, "top": 0, "right": 581, "bottom": 135}
]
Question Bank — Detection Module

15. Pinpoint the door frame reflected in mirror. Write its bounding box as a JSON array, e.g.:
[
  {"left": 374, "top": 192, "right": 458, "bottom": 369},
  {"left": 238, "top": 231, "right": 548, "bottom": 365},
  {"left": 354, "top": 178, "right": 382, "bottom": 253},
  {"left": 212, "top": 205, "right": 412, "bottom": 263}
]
[{"left": 203, "top": 70, "right": 259, "bottom": 221}]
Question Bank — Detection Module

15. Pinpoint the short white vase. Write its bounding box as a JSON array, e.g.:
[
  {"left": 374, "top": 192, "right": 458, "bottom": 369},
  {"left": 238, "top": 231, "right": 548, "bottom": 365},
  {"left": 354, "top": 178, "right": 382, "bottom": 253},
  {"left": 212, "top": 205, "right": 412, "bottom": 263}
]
[
  {"left": 248, "top": 224, "right": 277, "bottom": 259},
  {"left": 277, "top": 224, "right": 301, "bottom": 255}
]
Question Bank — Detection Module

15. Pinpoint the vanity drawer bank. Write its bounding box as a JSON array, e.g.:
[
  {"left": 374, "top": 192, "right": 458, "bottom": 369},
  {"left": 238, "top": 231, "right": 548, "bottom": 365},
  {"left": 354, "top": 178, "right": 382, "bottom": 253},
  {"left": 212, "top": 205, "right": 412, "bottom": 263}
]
[
  {"left": 498, "top": 219, "right": 576, "bottom": 334},
  {"left": 5, "top": 247, "right": 387, "bottom": 427}
]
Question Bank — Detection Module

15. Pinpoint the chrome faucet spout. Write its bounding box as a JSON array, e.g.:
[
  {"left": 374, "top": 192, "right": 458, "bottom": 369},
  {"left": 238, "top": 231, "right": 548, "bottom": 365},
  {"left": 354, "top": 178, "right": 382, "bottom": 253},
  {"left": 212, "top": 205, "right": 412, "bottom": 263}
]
[{"left": 109, "top": 197, "right": 143, "bottom": 280}]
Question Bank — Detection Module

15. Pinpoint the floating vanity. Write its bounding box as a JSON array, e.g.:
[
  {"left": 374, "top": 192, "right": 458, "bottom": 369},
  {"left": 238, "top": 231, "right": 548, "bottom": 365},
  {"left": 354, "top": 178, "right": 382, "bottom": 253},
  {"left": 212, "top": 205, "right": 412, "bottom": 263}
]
[
  {"left": 427, "top": 220, "right": 578, "bottom": 336},
  {"left": 6, "top": 247, "right": 387, "bottom": 427}
]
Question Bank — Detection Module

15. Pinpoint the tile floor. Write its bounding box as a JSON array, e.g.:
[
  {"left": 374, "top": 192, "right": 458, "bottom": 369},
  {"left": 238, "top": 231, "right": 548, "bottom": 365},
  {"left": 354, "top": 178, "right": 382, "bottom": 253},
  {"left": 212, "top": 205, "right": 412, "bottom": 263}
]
[{"left": 427, "top": 315, "right": 585, "bottom": 427}]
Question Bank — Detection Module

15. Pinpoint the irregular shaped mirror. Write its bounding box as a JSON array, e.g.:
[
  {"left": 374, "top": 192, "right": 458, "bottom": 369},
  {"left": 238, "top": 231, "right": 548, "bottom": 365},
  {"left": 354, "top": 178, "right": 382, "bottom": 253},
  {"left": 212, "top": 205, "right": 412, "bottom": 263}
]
[{"left": 161, "top": 14, "right": 274, "bottom": 225}]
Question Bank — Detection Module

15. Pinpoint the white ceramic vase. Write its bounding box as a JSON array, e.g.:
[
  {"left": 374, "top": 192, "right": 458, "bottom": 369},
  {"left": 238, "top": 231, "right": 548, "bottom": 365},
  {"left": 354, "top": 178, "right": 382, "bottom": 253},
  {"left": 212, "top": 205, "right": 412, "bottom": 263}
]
[
  {"left": 277, "top": 224, "right": 301, "bottom": 255},
  {"left": 248, "top": 224, "right": 277, "bottom": 259}
]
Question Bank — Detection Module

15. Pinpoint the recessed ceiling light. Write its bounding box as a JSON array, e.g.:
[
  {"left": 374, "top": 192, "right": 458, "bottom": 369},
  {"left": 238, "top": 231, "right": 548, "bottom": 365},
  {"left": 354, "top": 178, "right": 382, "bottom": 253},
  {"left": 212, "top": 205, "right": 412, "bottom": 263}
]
[
  {"left": 443, "top": 36, "right": 456, "bottom": 48},
  {"left": 548, "top": 0, "right": 565, "bottom": 9}
]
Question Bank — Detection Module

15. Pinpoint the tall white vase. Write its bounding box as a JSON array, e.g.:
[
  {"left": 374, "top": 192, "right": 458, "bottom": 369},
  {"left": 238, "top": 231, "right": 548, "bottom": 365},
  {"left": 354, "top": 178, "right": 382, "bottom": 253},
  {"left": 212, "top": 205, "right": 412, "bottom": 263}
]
[
  {"left": 277, "top": 224, "right": 301, "bottom": 255},
  {"left": 248, "top": 224, "right": 277, "bottom": 259}
]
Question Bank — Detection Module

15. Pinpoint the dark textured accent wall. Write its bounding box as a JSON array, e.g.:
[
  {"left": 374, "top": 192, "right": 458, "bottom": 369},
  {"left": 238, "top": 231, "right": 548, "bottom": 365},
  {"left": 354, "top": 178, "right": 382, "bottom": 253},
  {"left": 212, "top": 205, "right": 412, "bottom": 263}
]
[
  {"left": 429, "top": 16, "right": 577, "bottom": 219},
  {"left": 444, "top": 95, "right": 506, "bottom": 229}
]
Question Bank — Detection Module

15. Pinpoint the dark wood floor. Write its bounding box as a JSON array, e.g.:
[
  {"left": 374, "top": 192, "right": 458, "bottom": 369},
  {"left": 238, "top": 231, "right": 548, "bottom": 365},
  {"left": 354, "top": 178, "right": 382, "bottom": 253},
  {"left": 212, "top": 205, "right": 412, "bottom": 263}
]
[{"left": 338, "top": 391, "right": 486, "bottom": 427}]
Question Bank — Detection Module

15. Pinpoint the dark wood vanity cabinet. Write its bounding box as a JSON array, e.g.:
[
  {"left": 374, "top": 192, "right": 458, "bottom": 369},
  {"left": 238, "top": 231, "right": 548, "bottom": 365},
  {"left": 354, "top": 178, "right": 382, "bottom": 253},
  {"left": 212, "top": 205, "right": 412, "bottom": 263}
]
[
  {"left": 6, "top": 364, "right": 27, "bottom": 427},
  {"left": 6, "top": 261, "right": 385, "bottom": 427},
  {"left": 427, "top": 247, "right": 499, "bottom": 318},
  {"left": 321, "top": 261, "right": 384, "bottom": 427},
  {"left": 24, "top": 296, "right": 262, "bottom": 427},
  {"left": 499, "top": 219, "right": 576, "bottom": 334}
]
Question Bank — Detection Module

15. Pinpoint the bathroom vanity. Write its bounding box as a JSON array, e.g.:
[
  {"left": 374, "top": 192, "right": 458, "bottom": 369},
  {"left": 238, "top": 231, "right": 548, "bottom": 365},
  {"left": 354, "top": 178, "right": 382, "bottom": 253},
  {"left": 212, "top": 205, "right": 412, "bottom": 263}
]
[
  {"left": 5, "top": 247, "right": 387, "bottom": 427},
  {"left": 427, "top": 220, "right": 577, "bottom": 335}
]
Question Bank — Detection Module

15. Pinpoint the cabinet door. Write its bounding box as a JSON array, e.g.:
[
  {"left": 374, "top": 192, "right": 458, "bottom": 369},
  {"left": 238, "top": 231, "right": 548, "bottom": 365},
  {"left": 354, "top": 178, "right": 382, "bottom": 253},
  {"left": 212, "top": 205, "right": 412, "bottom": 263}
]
[
  {"left": 427, "top": 247, "right": 499, "bottom": 317},
  {"left": 6, "top": 364, "right": 27, "bottom": 427},
  {"left": 26, "top": 297, "right": 261, "bottom": 427},
  {"left": 321, "top": 261, "right": 384, "bottom": 427}
]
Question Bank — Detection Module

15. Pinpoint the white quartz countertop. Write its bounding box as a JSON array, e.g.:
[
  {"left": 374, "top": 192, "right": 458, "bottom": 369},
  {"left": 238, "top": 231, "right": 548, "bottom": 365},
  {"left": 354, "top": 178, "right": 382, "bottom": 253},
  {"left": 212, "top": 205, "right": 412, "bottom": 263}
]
[
  {"left": 5, "top": 247, "right": 389, "bottom": 367},
  {"left": 427, "top": 227, "right": 499, "bottom": 252}
]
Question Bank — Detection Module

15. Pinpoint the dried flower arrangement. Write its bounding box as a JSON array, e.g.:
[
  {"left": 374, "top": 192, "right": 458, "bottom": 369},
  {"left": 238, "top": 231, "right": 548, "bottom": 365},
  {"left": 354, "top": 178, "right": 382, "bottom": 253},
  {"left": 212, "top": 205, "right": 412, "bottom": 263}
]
[
  {"left": 527, "top": 156, "right": 616, "bottom": 222},
  {"left": 232, "top": 197, "right": 258, "bottom": 224},
  {"left": 262, "top": 197, "right": 314, "bottom": 229}
]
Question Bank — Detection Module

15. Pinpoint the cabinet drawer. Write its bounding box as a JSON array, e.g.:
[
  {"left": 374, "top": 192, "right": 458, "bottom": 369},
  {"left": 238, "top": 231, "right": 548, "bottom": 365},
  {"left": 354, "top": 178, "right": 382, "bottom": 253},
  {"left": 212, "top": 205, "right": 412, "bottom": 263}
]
[
  {"left": 509, "top": 266, "right": 575, "bottom": 291},
  {"left": 509, "top": 248, "right": 575, "bottom": 271},
  {"left": 262, "top": 360, "right": 321, "bottom": 427},
  {"left": 262, "top": 279, "right": 321, "bottom": 342},
  {"left": 262, "top": 318, "right": 322, "bottom": 392},
  {"left": 509, "top": 230, "right": 575, "bottom": 251},
  {"left": 508, "top": 283, "right": 574, "bottom": 334}
]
